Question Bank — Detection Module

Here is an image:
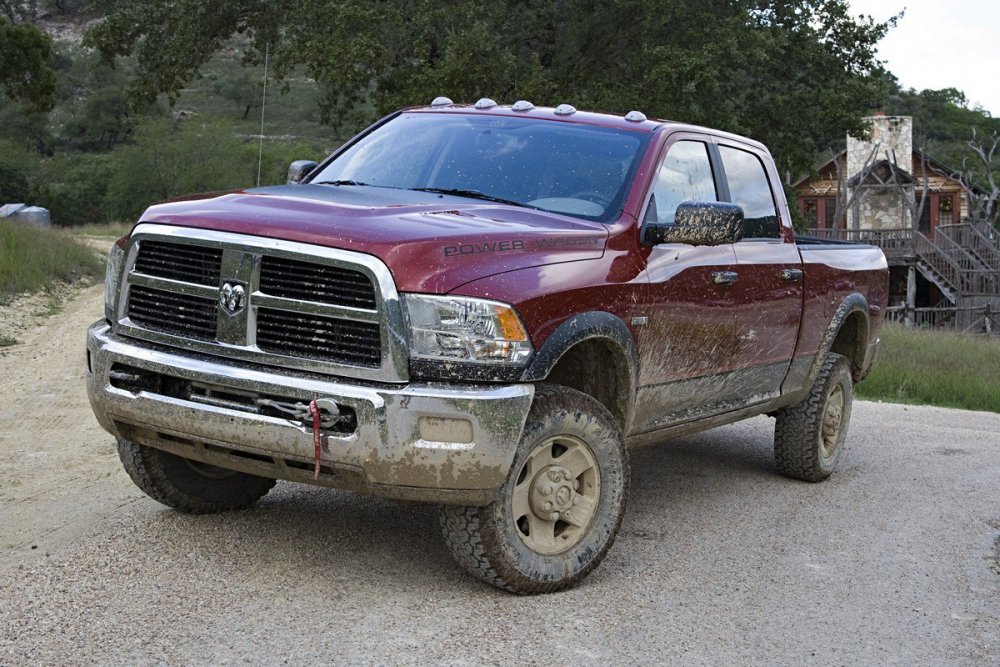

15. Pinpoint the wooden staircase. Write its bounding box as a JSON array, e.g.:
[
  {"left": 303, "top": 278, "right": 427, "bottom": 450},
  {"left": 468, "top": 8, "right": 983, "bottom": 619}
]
[
  {"left": 913, "top": 224, "right": 1000, "bottom": 331},
  {"left": 914, "top": 224, "right": 1000, "bottom": 304}
]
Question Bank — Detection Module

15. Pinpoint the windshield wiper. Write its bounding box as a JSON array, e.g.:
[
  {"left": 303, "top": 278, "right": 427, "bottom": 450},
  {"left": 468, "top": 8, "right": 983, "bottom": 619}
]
[
  {"left": 311, "top": 179, "right": 373, "bottom": 187},
  {"left": 410, "top": 187, "right": 527, "bottom": 208}
]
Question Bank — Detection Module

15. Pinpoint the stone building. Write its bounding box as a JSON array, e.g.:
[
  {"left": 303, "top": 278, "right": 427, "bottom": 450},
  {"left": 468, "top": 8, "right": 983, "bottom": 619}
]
[
  {"left": 794, "top": 114, "right": 970, "bottom": 236},
  {"left": 793, "top": 114, "right": 999, "bottom": 332}
]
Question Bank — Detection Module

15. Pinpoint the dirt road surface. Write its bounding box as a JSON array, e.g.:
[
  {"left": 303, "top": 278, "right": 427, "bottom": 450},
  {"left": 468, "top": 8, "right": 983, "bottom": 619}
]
[{"left": 1, "top": 285, "right": 998, "bottom": 665}]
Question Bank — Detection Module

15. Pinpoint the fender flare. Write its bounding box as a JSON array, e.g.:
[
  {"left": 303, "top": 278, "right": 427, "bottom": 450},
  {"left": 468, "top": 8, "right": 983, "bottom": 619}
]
[
  {"left": 806, "top": 293, "right": 871, "bottom": 388},
  {"left": 521, "top": 311, "right": 638, "bottom": 430}
]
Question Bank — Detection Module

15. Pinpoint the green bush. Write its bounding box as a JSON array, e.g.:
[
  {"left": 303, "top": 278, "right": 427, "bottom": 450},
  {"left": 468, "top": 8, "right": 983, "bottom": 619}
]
[
  {"left": 103, "top": 118, "right": 328, "bottom": 222},
  {"left": 104, "top": 118, "right": 254, "bottom": 221},
  {"left": 0, "top": 138, "right": 38, "bottom": 203},
  {"left": 255, "top": 137, "right": 328, "bottom": 185},
  {"left": 34, "top": 152, "right": 115, "bottom": 226}
]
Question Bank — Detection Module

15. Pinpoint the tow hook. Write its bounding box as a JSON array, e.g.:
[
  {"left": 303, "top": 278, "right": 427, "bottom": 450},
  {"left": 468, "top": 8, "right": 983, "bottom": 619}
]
[
  {"left": 255, "top": 397, "right": 342, "bottom": 428},
  {"left": 256, "top": 397, "right": 342, "bottom": 480}
]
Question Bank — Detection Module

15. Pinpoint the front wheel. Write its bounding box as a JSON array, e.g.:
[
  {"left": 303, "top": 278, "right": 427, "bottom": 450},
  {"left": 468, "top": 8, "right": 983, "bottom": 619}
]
[
  {"left": 773, "top": 352, "right": 854, "bottom": 482},
  {"left": 440, "top": 386, "right": 629, "bottom": 594},
  {"left": 117, "top": 438, "right": 276, "bottom": 514}
]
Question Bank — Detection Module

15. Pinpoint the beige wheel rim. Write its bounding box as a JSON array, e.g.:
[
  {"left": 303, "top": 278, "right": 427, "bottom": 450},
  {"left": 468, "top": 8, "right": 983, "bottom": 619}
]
[
  {"left": 511, "top": 435, "right": 601, "bottom": 555},
  {"left": 821, "top": 384, "right": 845, "bottom": 458}
]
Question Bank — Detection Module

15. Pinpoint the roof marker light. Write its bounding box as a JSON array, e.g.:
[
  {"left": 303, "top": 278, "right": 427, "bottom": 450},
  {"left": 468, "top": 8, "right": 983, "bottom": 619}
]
[
  {"left": 431, "top": 96, "right": 454, "bottom": 107},
  {"left": 511, "top": 100, "right": 534, "bottom": 112},
  {"left": 474, "top": 98, "right": 498, "bottom": 109},
  {"left": 625, "top": 110, "right": 647, "bottom": 122},
  {"left": 554, "top": 104, "right": 577, "bottom": 116}
]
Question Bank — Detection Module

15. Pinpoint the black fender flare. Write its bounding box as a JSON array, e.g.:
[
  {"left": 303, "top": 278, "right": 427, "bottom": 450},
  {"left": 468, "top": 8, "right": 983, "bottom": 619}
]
[
  {"left": 521, "top": 311, "right": 638, "bottom": 430},
  {"left": 806, "top": 293, "right": 871, "bottom": 388}
]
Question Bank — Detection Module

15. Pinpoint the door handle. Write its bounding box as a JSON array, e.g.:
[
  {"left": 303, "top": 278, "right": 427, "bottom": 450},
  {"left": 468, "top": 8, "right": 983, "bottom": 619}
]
[
  {"left": 712, "top": 271, "right": 739, "bottom": 285},
  {"left": 780, "top": 268, "right": 804, "bottom": 282}
]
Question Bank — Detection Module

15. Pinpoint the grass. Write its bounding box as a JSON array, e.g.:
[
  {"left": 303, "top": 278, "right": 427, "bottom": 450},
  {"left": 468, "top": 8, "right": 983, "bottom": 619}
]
[
  {"left": 31, "top": 295, "right": 65, "bottom": 317},
  {"left": 857, "top": 324, "right": 1000, "bottom": 413},
  {"left": 0, "top": 221, "right": 104, "bottom": 305},
  {"left": 0, "top": 335, "right": 17, "bottom": 347},
  {"left": 71, "top": 221, "right": 134, "bottom": 239}
]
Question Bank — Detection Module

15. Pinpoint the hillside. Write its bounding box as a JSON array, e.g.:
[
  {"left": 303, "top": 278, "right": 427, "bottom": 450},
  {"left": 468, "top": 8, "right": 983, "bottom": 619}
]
[{"left": 1, "top": 3, "right": 997, "bottom": 227}]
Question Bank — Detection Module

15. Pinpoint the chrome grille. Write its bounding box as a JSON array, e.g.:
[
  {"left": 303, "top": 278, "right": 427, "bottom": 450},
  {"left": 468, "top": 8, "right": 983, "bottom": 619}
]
[
  {"left": 116, "top": 225, "right": 407, "bottom": 382},
  {"left": 133, "top": 241, "right": 222, "bottom": 286},
  {"left": 126, "top": 285, "right": 218, "bottom": 340},
  {"left": 259, "top": 256, "right": 376, "bottom": 309},
  {"left": 257, "top": 309, "right": 381, "bottom": 367}
]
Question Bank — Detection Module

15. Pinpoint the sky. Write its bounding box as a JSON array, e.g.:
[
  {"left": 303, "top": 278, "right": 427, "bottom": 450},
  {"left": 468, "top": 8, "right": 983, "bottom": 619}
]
[{"left": 848, "top": 0, "right": 1000, "bottom": 116}]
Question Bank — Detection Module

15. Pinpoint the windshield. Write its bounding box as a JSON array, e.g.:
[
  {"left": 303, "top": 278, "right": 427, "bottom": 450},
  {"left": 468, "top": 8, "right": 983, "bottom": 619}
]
[{"left": 308, "top": 113, "right": 650, "bottom": 222}]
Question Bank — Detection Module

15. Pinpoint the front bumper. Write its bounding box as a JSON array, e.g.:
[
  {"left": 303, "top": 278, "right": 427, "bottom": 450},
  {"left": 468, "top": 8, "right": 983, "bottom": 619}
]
[{"left": 86, "top": 321, "right": 534, "bottom": 505}]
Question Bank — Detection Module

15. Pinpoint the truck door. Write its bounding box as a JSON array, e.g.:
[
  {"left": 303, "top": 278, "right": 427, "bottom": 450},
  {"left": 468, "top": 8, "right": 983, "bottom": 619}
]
[
  {"left": 716, "top": 142, "right": 803, "bottom": 401},
  {"left": 632, "top": 135, "right": 741, "bottom": 434}
]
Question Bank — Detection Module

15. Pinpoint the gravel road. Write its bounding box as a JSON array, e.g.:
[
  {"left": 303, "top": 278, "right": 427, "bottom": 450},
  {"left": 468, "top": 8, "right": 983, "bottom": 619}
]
[{"left": 1, "top": 284, "right": 998, "bottom": 666}]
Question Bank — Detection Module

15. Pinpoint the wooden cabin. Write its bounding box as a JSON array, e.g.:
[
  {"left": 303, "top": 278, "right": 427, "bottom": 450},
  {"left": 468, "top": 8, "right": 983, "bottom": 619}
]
[
  {"left": 792, "top": 115, "right": 999, "bottom": 333},
  {"left": 793, "top": 150, "right": 970, "bottom": 236}
]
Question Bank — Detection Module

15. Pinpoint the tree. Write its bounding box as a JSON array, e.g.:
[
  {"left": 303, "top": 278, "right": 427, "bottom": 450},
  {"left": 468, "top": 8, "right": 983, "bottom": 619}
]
[
  {"left": 84, "top": 0, "right": 895, "bottom": 179},
  {"left": 955, "top": 130, "right": 1000, "bottom": 226},
  {"left": 885, "top": 86, "right": 1000, "bottom": 189},
  {"left": 0, "top": 139, "right": 34, "bottom": 203},
  {"left": 103, "top": 118, "right": 254, "bottom": 220},
  {"left": 0, "top": 16, "right": 57, "bottom": 111}
]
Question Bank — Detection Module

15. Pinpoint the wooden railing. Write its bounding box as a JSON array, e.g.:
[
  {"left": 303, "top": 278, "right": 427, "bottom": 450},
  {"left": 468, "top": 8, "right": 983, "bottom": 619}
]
[
  {"left": 913, "top": 232, "right": 960, "bottom": 294},
  {"left": 885, "top": 304, "right": 998, "bottom": 334},
  {"left": 885, "top": 305, "right": 957, "bottom": 328},
  {"left": 937, "top": 223, "right": 1000, "bottom": 271},
  {"left": 803, "top": 227, "right": 915, "bottom": 260},
  {"left": 928, "top": 232, "right": 999, "bottom": 294}
]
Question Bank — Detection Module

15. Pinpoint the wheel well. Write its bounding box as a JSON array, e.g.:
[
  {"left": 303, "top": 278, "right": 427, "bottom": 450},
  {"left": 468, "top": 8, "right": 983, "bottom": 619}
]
[
  {"left": 829, "top": 310, "right": 868, "bottom": 379},
  {"left": 544, "top": 339, "right": 629, "bottom": 429}
]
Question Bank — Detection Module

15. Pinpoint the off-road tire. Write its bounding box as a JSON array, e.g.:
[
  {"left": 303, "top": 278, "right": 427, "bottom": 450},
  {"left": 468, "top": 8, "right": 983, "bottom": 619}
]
[
  {"left": 774, "top": 352, "right": 853, "bottom": 482},
  {"left": 439, "top": 385, "right": 629, "bottom": 594},
  {"left": 117, "top": 438, "right": 276, "bottom": 514}
]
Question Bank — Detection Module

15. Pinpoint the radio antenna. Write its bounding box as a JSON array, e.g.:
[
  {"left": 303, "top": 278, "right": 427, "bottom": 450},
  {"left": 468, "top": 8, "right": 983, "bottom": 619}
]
[{"left": 256, "top": 42, "right": 270, "bottom": 187}]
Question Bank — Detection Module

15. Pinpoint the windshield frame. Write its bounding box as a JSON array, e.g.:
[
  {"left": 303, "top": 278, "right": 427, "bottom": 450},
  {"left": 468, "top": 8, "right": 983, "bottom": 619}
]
[{"left": 304, "top": 110, "right": 654, "bottom": 223}]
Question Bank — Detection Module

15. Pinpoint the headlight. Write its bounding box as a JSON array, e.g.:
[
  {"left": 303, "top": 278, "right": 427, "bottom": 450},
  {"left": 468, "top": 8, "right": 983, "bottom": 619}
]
[
  {"left": 104, "top": 237, "right": 127, "bottom": 323},
  {"left": 403, "top": 294, "right": 533, "bottom": 366}
]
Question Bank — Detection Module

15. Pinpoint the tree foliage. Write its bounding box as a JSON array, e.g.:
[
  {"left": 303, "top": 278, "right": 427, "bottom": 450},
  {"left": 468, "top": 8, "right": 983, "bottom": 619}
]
[
  {"left": 884, "top": 86, "right": 1000, "bottom": 189},
  {"left": 102, "top": 118, "right": 322, "bottom": 221},
  {"left": 85, "top": 0, "right": 894, "bottom": 179},
  {"left": 0, "top": 16, "right": 57, "bottom": 111}
]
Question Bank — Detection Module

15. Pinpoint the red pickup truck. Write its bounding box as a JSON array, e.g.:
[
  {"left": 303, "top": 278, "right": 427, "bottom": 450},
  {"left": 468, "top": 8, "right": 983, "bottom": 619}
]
[{"left": 87, "top": 100, "right": 887, "bottom": 593}]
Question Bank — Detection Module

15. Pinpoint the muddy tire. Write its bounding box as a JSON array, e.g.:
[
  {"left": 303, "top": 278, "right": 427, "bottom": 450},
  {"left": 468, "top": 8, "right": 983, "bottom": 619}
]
[
  {"left": 774, "top": 352, "right": 853, "bottom": 482},
  {"left": 117, "top": 438, "right": 276, "bottom": 514},
  {"left": 440, "top": 385, "right": 629, "bottom": 594}
]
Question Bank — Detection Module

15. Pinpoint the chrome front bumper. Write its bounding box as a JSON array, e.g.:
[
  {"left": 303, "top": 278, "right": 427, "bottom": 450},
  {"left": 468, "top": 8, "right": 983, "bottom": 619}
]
[{"left": 86, "top": 321, "right": 534, "bottom": 505}]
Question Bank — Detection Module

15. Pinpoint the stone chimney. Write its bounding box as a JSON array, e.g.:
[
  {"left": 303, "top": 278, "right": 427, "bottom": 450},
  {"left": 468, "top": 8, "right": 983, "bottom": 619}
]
[
  {"left": 845, "top": 115, "right": 915, "bottom": 231},
  {"left": 847, "top": 115, "right": 913, "bottom": 177}
]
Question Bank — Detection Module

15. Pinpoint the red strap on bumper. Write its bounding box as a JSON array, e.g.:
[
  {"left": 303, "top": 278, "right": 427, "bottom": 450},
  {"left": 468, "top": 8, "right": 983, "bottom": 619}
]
[{"left": 309, "top": 399, "right": 321, "bottom": 480}]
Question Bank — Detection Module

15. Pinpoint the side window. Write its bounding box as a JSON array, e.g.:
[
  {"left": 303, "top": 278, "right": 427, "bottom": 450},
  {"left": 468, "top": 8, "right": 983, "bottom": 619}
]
[
  {"left": 644, "top": 140, "right": 717, "bottom": 224},
  {"left": 718, "top": 145, "right": 779, "bottom": 238}
]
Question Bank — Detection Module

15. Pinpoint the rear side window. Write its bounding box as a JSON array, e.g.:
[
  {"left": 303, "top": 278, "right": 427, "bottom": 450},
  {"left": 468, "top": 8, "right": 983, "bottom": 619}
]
[
  {"left": 644, "top": 140, "right": 717, "bottom": 224},
  {"left": 718, "top": 145, "right": 779, "bottom": 238}
]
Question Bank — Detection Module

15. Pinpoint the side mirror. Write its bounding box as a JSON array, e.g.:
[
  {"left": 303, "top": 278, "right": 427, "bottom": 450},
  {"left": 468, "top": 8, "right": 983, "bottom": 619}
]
[
  {"left": 642, "top": 201, "right": 744, "bottom": 246},
  {"left": 287, "top": 160, "right": 318, "bottom": 185}
]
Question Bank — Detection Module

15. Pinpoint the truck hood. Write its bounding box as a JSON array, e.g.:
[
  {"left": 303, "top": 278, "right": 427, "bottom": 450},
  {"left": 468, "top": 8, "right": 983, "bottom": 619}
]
[{"left": 138, "top": 184, "right": 608, "bottom": 293}]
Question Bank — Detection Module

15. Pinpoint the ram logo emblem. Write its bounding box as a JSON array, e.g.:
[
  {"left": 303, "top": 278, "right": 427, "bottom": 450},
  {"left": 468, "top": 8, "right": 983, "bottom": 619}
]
[{"left": 219, "top": 281, "right": 247, "bottom": 315}]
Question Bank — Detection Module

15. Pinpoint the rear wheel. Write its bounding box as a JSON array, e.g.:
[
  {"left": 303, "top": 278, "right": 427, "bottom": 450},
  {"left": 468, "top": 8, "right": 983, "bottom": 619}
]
[
  {"left": 440, "top": 386, "right": 629, "bottom": 594},
  {"left": 117, "top": 438, "right": 276, "bottom": 513},
  {"left": 773, "top": 353, "right": 853, "bottom": 482}
]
